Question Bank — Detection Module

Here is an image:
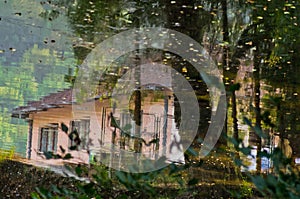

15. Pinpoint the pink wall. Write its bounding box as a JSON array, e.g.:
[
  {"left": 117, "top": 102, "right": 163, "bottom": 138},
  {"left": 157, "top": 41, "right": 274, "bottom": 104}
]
[{"left": 27, "top": 94, "right": 181, "bottom": 165}]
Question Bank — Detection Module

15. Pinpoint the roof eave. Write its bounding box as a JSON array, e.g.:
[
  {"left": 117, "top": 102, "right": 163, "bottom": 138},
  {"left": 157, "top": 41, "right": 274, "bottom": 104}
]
[{"left": 11, "top": 103, "right": 73, "bottom": 119}]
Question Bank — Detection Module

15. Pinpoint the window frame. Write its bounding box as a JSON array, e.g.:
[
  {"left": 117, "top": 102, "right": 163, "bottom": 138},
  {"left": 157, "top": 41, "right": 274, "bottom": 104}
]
[
  {"left": 38, "top": 123, "right": 58, "bottom": 153},
  {"left": 69, "top": 119, "right": 90, "bottom": 150}
]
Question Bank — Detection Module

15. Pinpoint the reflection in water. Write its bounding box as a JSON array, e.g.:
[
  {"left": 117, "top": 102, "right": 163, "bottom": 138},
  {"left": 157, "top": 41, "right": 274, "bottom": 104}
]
[
  {"left": 234, "top": 60, "right": 300, "bottom": 172},
  {"left": 0, "top": 0, "right": 73, "bottom": 156},
  {"left": 1, "top": 0, "right": 299, "bottom": 175}
]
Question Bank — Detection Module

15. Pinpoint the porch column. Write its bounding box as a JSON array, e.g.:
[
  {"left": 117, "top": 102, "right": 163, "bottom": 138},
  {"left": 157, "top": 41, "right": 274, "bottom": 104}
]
[
  {"left": 27, "top": 119, "right": 33, "bottom": 159},
  {"left": 162, "top": 96, "right": 169, "bottom": 156}
]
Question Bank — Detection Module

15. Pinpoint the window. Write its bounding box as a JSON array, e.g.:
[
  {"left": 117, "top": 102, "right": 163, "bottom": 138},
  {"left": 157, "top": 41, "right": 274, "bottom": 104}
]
[
  {"left": 120, "top": 112, "right": 135, "bottom": 136},
  {"left": 119, "top": 112, "right": 137, "bottom": 150},
  {"left": 70, "top": 119, "right": 90, "bottom": 150},
  {"left": 39, "top": 123, "right": 58, "bottom": 153}
]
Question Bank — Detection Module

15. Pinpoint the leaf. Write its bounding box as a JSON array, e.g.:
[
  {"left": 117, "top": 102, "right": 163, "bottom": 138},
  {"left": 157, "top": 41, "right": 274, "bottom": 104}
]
[
  {"left": 82, "top": 183, "right": 96, "bottom": 194},
  {"left": 53, "top": 154, "right": 62, "bottom": 159},
  {"left": 234, "top": 158, "right": 246, "bottom": 167},
  {"left": 51, "top": 185, "right": 62, "bottom": 194},
  {"left": 186, "top": 147, "right": 198, "bottom": 157},
  {"left": 116, "top": 194, "right": 129, "bottom": 199},
  {"left": 197, "top": 159, "right": 204, "bottom": 167},
  {"left": 253, "top": 126, "right": 268, "bottom": 139},
  {"left": 116, "top": 171, "right": 127, "bottom": 184},
  {"left": 74, "top": 136, "right": 81, "bottom": 146},
  {"left": 127, "top": 173, "right": 134, "bottom": 185},
  {"left": 61, "top": 123, "right": 69, "bottom": 134},
  {"left": 30, "top": 192, "right": 41, "bottom": 199},
  {"left": 75, "top": 166, "right": 82, "bottom": 176},
  {"left": 240, "top": 146, "right": 252, "bottom": 156},
  {"left": 59, "top": 145, "right": 66, "bottom": 154},
  {"left": 229, "top": 83, "right": 241, "bottom": 92},
  {"left": 43, "top": 151, "right": 53, "bottom": 159},
  {"left": 64, "top": 165, "right": 73, "bottom": 173},
  {"left": 251, "top": 176, "right": 267, "bottom": 193},
  {"left": 269, "top": 96, "right": 282, "bottom": 106},
  {"left": 69, "top": 129, "right": 81, "bottom": 146},
  {"left": 69, "top": 145, "right": 77, "bottom": 150},
  {"left": 243, "top": 117, "right": 268, "bottom": 139},
  {"left": 69, "top": 129, "right": 78, "bottom": 140},
  {"left": 257, "top": 150, "right": 271, "bottom": 158},
  {"left": 110, "top": 115, "right": 119, "bottom": 128},
  {"left": 122, "top": 124, "right": 132, "bottom": 131},
  {"left": 243, "top": 117, "right": 253, "bottom": 127},
  {"left": 63, "top": 153, "right": 73, "bottom": 160},
  {"left": 188, "top": 178, "right": 198, "bottom": 186},
  {"left": 227, "top": 136, "right": 239, "bottom": 148},
  {"left": 36, "top": 187, "right": 52, "bottom": 198}
]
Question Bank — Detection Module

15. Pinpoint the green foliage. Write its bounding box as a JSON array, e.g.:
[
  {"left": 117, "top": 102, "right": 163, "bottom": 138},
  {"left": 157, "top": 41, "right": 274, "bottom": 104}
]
[
  {"left": 229, "top": 83, "right": 241, "bottom": 92},
  {"left": 247, "top": 151, "right": 300, "bottom": 198},
  {"left": 243, "top": 117, "right": 269, "bottom": 140},
  {"left": 0, "top": 146, "right": 15, "bottom": 161},
  {"left": 32, "top": 120, "right": 249, "bottom": 198},
  {"left": 61, "top": 123, "right": 69, "bottom": 134},
  {"left": 31, "top": 161, "right": 191, "bottom": 198},
  {"left": 240, "top": 179, "right": 253, "bottom": 198},
  {"left": 228, "top": 177, "right": 253, "bottom": 199},
  {"left": 11, "top": 0, "right": 299, "bottom": 198},
  {"left": 231, "top": 117, "right": 300, "bottom": 198}
]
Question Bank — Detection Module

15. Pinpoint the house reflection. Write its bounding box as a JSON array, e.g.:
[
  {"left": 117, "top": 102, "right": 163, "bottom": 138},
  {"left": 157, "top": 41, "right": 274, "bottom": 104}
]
[{"left": 11, "top": 86, "right": 185, "bottom": 169}]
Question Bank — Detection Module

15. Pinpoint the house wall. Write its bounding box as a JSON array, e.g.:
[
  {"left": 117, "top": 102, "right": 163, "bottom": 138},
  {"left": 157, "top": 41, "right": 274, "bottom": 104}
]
[
  {"left": 28, "top": 99, "right": 111, "bottom": 164},
  {"left": 29, "top": 105, "right": 88, "bottom": 164},
  {"left": 138, "top": 94, "right": 176, "bottom": 159},
  {"left": 28, "top": 94, "right": 183, "bottom": 165}
]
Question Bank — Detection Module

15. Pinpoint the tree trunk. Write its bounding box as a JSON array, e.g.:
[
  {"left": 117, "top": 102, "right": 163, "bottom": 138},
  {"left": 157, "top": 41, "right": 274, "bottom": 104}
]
[
  {"left": 253, "top": 50, "right": 262, "bottom": 174},
  {"left": 133, "top": 30, "right": 142, "bottom": 154},
  {"left": 133, "top": 89, "right": 142, "bottom": 153},
  {"left": 220, "top": 0, "right": 229, "bottom": 145},
  {"left": 232, "top": 91, "right": 239, "bottom": 141}
]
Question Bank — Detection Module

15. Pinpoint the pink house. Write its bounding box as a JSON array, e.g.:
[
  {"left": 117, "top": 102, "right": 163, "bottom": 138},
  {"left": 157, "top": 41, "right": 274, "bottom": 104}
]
[{"left": 11, "top": 87, "right": 183, "bottom": 169}]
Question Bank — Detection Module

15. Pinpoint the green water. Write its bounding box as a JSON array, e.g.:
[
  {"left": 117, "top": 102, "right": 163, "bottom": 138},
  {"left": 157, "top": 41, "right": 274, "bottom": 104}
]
[
  {"left": 0, "top": 0, "right": 300, "bottom": 169},
  {"left": 0, "top": 0, "right": 75, "bottom": 156}
]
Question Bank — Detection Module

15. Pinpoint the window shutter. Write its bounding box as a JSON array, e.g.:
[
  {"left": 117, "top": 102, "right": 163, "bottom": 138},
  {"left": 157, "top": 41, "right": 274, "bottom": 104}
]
[
  {"left": 53, "top": 125, "right": 58, "bottom": 152},
  {"left": 37, "top": 128, "right": 41, "bottom": 152}
]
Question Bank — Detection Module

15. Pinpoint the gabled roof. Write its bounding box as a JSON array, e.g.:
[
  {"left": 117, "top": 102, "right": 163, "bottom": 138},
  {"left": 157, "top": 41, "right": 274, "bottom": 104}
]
[
  {"left": 11, "top": 82, "right": 173, "bottom": 119},
  {"left": 11, "top": 89, "right": 74, "bottom": 119}
]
